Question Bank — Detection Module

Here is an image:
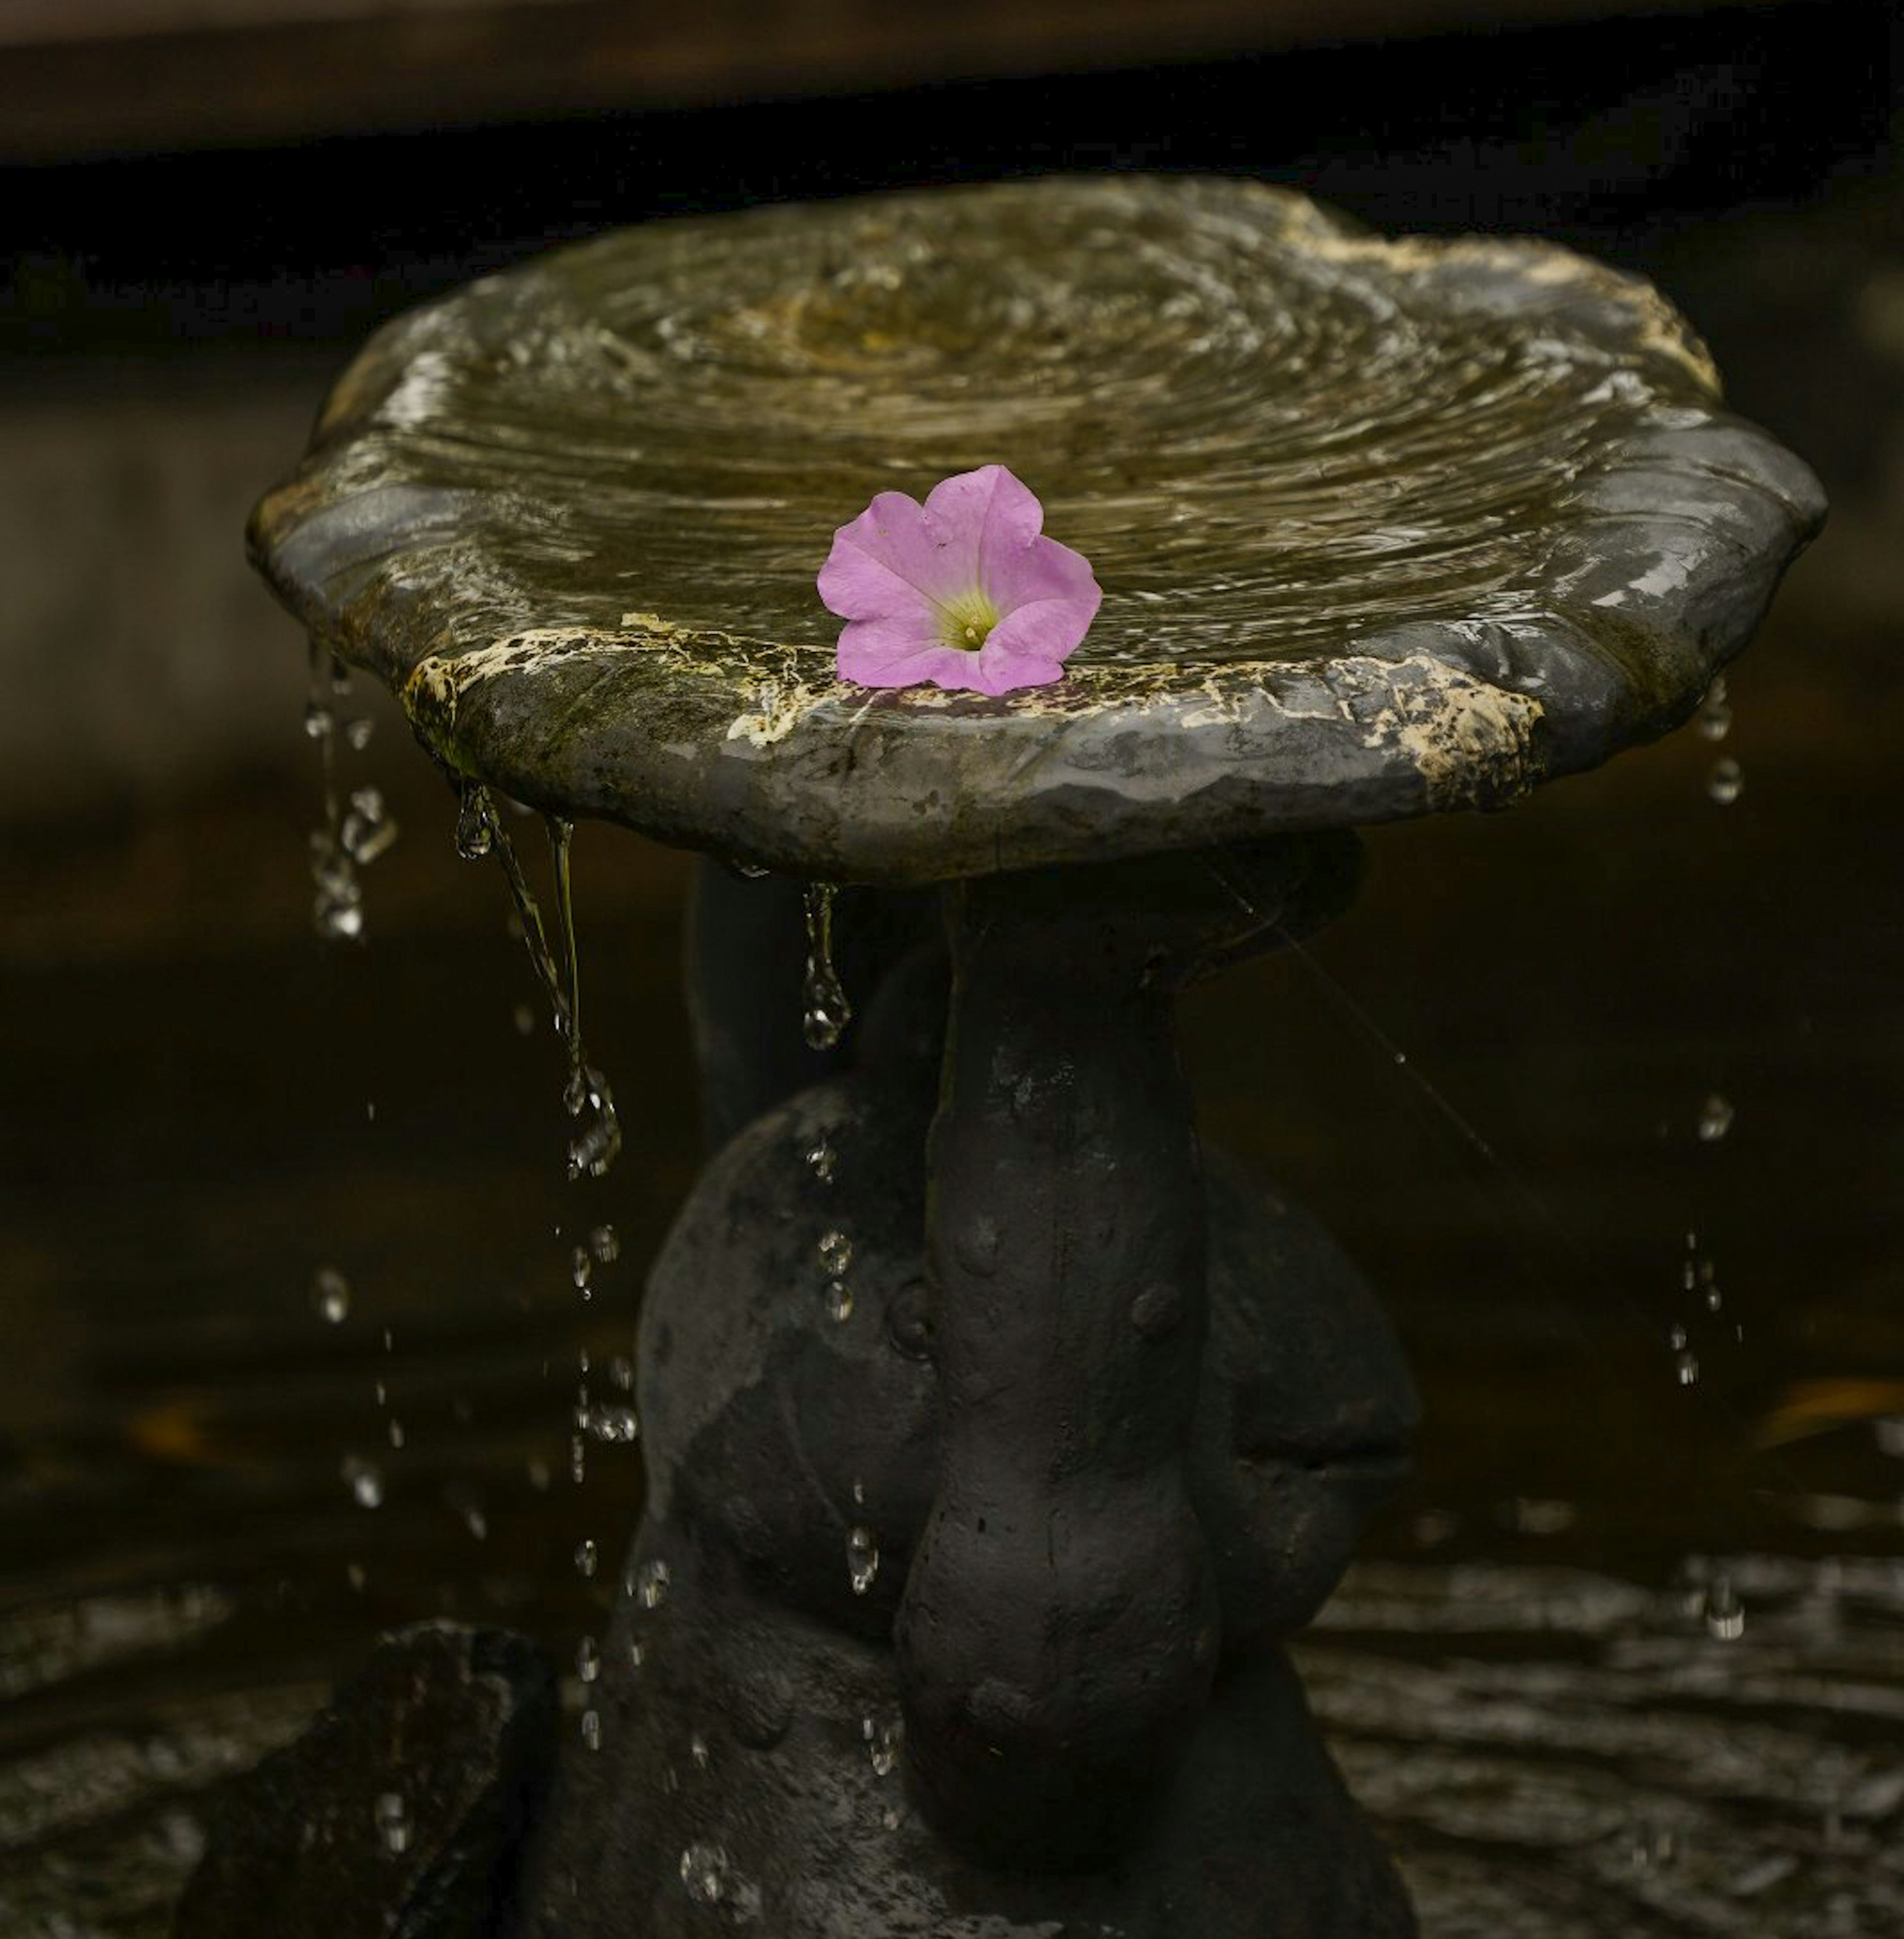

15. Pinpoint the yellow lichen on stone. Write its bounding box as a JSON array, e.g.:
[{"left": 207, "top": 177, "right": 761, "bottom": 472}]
[
  {"left": 725, "top": 677, "right": 833, "bottom": 747},
  {"left": 1346, "top": 653, "right": 1547, "bottom": 807}
]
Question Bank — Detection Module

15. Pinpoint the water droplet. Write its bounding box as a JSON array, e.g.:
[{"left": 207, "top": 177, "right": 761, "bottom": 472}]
[
  {"left": 575, "top": 1539, "right": 598, "bottom": 1580},
  {"left": 303, "top": 699, "right": 335, "bottom": 741},
  {"left": 1628, "top": 1820, "right": 1680, "bottom": 1871},
  {"left": 1675, "top": 1350, "right": 1701, "bottom": 1387},
  {"left": 1668, "top": 1323, "right": 1688, "bottom": 1351},
  {"left": 847, "top": 1525, "right": 880, "bottom": 1596},
  {"left": 386, "top": 1417, "right": 405, "bottom": 1450},
  {"left": 852, "top": 1478, "right": 866, "bottom": 1506},
  {"left": 341, "top": 785, "right": 399, "bottom": 864},
  {"left": 636, "top": 1558, "right": 672, "bottom": 1610},
  {"left": 455, "top": 782, "right": 495, "bottom": 860},
  {"left": 801, "top": 882, "right": 853, "bottom": 1050},
  {"left": 1707, "top": 757, "right": 1743, "bottom": 805},
  {"left": 825, "top": 1281, "right": 854, "bottom": 1323},
  {"left": 609, "top": 1355, "right": 635, "bottom": 1392},
  {"left": 571, "top": 1246, "right": 594, "bottom": 1297},
  {"left": 803, "top": 1136, "right": 838, "bottom": 1183},
  {"left": 564, "top": 1064, "right": 623, "bottom": 1181},
  {"left": 341, "top": 1456, "right": 383, "bottom": 1509},
  {"left": 864, "top": 1713, "right": 903, "bottom": 1778},
  {"left": 373, "top": 1791, "right": 410, "bottom": 1854},
  {"left": 584, "top": 1404, "right": 641, "bottom": 1444},
  {"left": 1703, "top": 1576, "right": 1745, "bottom": 1641},
  {"left": 462, "top": 1505, "right": 488, "bottom": 1540},
  {"left": 581, "top": 1708, "right": 602, "bottom": 1752},
  {"left": 680, "top": 1842, "right": 731, "bottom": 1905},
  {"left": 312, "top": 853, "right": 365, "bottom": 941},
  {"left": 1705, "top": 1283, "right": 1724, "bottom": 1313},
  {"left": 577, "top": 1636, "right": 601, "bottom": 1683},
  {"left": 312, "top": 1267, "right": 350, "bottom": 1324},
  {"left": 344, "top": 715, "right": 376, "bottom": 751},
  {"left": 346, "top": 1562, "right": 366, "bottom": 1592},
  {"left": 589, "top": 1223, "right": 621, "bottom": 1264},
  {"left": 1697, "top": 1093, "right": 1735, "bottom": 1142},
  {"left": 571, "top": 1435, "right": 587, "bottom": 1485},
  {"left": 818, "top": 1230, "right": 853, "bottom": 1275},
  {"left": 881, "top": 1806, "right": 900, "bottom": 1831},
  {"left": 1696, "top": 675, "right": 1732, "bottom": 741},
  {"left": 690, "top": 1731, "right": 711, "bottom": 1771}
]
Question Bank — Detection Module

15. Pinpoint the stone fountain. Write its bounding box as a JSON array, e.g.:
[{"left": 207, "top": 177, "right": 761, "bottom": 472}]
[{"left": 176, "top": 176, "right": 1823, "bottom": 1938}]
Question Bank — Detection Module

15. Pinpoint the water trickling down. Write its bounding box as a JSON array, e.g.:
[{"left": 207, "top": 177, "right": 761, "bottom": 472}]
[
  {"left": 456, "top": 783, "right": 622, "bottom": 1181},
  {"left": 583, "top": 1404, "right": 641, "bottom": 1444},
  {"left": 863, "top": 1713, "right": 903, "bottom": 1779},
  {"left": 305, "top": 646, "right": 372, "bottom": 941},
  {"left": 634, "top": 1557, "right": 672, "bottom": 1611},
  {"left": 373, "top": 1791, "right": 410, "bottom": 1855},
  {"left": 1707, "top": 756, "right": 1744, "bottom": 806},
  {"left": 1701, "top": 1574, "right": 1747, "bottom": 1642},
  {"left": 801, "top": 883, "right": 852, "bottom": 1051},
  {"left": 340, "top": 1455, "right": 384, "bottom": 1510},
  {"left": 680, "top": 1843, "right": 732, "bottom": 1907},
  {"left": 846, "top": 1526, "right": 880, "bottom": 1597},
  {"left": 311, "top": 1267, "right": 350, "bottom": 1324},
  {"left": 1697, "top": 674, "right": 1733, "bottom": 742}
]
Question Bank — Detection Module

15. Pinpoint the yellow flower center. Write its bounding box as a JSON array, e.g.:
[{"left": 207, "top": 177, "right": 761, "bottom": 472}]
[{"left": 938, "top": 588, "right": 1000, "bottom": 652}]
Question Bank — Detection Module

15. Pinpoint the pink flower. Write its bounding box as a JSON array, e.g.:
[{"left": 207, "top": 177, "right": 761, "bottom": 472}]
[{"left": 817, "top": 465, "right": 1102, "bottom": 696}]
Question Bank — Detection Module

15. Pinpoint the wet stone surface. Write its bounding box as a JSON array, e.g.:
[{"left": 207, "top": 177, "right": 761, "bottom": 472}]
[{"left": 250, "top": 175, "right": 1822, "bottom": 884}]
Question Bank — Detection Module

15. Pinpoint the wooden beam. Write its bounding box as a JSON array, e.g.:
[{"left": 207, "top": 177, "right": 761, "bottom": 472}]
[{"left": 0, "top": 0, "right": 1799, "bottom": 164}]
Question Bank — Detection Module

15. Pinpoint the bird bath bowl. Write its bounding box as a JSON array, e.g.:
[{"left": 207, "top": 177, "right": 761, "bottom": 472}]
[{"left": 183, "top": 176, "right": 1823, "bottom": 1938}]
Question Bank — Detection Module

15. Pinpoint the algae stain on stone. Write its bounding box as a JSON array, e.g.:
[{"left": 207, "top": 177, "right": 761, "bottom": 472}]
[{"left": 1345, "top": 653, "right": 1547, "bottom": 808}]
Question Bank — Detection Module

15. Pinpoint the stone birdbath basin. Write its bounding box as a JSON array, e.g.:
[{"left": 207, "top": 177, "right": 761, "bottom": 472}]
[{"left": 183, "top": 175, "right": 1823, "bottom": 1939}]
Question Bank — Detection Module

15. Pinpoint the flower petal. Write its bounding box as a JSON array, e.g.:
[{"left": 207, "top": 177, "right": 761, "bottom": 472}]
[
  {"left": 834, "top": 613, "right": 946, "bottom": 686},
  {"left": 820, "top": 488, "right": 964, "bottom": 620},
  {"left": 922, "top": 465, "right": 1046, "bottom": 598},
  {"left": 968, "top": 645, "right": 1067, "bottom": 696},
  {"left": 984, "top": 530, "right": 1101, "bottom": 619}
]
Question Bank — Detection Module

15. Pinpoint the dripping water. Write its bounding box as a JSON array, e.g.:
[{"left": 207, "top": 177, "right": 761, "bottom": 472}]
[
  {"left": 305, "top": 643, "right": 398, "bottom": 941},
  {"left": 456, "top": 782, "right": 622, "bottom": 1181},
  {"left": 1196, "top": 845, "right": 1814, "bottom": 1531},
  {"left": 801, "top": 881, "right": 853, "bottom": 1050}
]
